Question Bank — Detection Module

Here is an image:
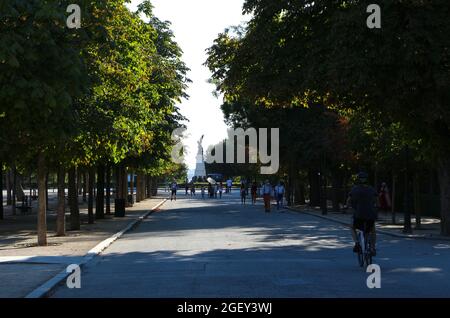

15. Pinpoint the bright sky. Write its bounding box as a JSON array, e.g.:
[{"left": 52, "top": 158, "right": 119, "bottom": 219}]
[{"left": 128, "top": 0, "right": 248, "bottom": 173}]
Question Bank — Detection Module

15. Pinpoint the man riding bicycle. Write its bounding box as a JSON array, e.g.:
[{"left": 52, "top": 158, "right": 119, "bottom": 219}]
[{"left": 346, "top": 172, "right": 378, "bottom": 256}]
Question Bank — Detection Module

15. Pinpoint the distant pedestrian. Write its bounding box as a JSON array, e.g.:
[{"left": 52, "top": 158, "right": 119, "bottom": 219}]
[
  {"left": 251, "top": 181, "right": 258, "bottom": 205},
  {"left": 208, "top": 183, "right": 214, "bottom": 198},
  {"left": 240, "top": 182, "right": 247, "bottom": 205},
  {"left": 275, "top": 181, "right": 285, "bottom": 210},
  {"left": 170, "top": 180, "right": 178, "bottom": 201},
  {"left": 219, "top": 183, "right": 223, "bottom": 199},
  {"left": 185, "top": 182, "right": 189, "bottom": 196},
  {"left": 227, "top": 179, "right": 233, "bottom": 193},
  {"left": 378, "top": 182, "right": 391, "bottom": 212},
  {"left": 201, "top": 186, "right": 205, "bottom": 199},
  {"left": 262, "top": 180, "right": 272, "bottom": 212},
  {"left": 190, "top": 183, "right": 196, "bottom": 196}
]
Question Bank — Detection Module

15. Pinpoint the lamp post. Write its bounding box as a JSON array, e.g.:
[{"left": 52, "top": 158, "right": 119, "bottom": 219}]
[
  {"left": 321, "top": 152, "right": 328, "bottom": 215},
  {"left": 403, "top": 146, "right": 412, "bottom": 234}
]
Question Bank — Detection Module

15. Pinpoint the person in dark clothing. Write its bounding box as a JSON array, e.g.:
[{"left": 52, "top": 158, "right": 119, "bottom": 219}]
[
  {"left": 347, "top": 172, "right": 378, "bottom": 256},
  {"left": 251, "top": 182, "right": 258, "bottom": 205},
  {"left": 240, "top": 182, "right": 246, "bottom": 205}
]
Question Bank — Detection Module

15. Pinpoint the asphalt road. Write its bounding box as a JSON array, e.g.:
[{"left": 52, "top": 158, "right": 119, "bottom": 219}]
[{"left": 52, "top": 191, "right": 450, "bottom": 298}]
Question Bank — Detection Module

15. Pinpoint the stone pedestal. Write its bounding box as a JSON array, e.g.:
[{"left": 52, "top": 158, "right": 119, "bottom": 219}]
[{"left": 194, "top": 155, "right": 206, "bottom": 178}]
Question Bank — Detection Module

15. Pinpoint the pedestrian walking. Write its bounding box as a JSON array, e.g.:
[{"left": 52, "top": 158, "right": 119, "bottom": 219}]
[
  {"left": 251, "top": 181, "right": 258, "bottom": 205},
  {"left": 378, "top": 182, "right": 392, "bottom": 212},
  {"left": 275, "top": 181, "right": 285, "bottom": 210},
  {"left": 240, "top": 182, "right": 247, "bottom": 205},
  {"left": 170, "top": 180, "right": 178, "bottom": 201},
  {"left": 227, "top": 179, "right": 232, "bottom": 194},
  {"left": 219, "top": 183, "right": 223, "bottom": 199},
  {"left": 201, "top": 186, "right": 205, "bottom": 199},
  {"left": 262, "top": 180, "right": 272, "bottom": 212},
  {"left": 208, "top": 183, "right": 213, "bottom": 198}
]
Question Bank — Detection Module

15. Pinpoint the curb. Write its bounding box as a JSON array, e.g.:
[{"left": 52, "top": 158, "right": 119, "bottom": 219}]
[
  {"left": 286, "top": 207, "right": 450, "bottom": 242},
  {"left": 25, "top": 198, "right": 167, "bottom": 299}
]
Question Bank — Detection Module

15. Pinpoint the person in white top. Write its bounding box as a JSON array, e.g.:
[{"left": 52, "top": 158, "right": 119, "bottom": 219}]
[
  {"left": 219, "top": 183, "right": 223, "bottom": 199},
  {"left": 226, "top": 179, "right": 233, "bottom": 193},
  {"left": 275, "top": 181, "right": 285, "bottom": 210}
]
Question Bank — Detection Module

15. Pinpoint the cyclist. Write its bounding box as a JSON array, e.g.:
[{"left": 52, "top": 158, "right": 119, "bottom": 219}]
[{"left": 346, "top": 172, "right": 378, "bottom": 256}]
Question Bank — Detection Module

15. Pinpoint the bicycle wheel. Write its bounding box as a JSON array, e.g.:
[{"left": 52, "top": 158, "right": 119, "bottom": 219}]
[
  {"left": 365, "top": 252, "right": 372, "bottom": 266},
  {"left": 365, "top": 236, "right": 373, "bottom": 266},
  {"left": 357, "top": 232, "right": 364, "bottom": 267}
]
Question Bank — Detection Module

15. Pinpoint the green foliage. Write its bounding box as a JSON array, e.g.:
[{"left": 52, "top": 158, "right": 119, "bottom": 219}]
[{"left": 0, "top": 0, "right": 189, "bottom": 177}]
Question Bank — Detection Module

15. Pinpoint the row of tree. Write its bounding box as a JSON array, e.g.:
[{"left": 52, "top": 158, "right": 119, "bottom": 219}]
[
  {"left": 0, "top": 1, "right": 189, "bottom": 244},
  {"left": 205, "top": 0, "right": 450, "bottom": 234}
]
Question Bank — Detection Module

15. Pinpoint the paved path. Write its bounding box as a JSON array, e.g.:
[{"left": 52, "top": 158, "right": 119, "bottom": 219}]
[
  {"left": 52, "top": 193, "right": 450, "bottom": 298},
  {"left": 0, "top": 197, "right": 164, "bottom": 298}
]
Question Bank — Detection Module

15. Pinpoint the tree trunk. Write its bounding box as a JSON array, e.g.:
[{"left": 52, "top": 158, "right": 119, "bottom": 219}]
[
  {"left": 0, "top": 163, "right": 4, "bottom": 220},
  {"left": 68, "top": 167, "right": 80, "bottom": 231},
  {"left": 146, "top": 175, "right": 151, "bottom": 198},
  {"left": 151, "top": 177, "right": 158, "bottom": 196},
  {"left": 136, "top": 174, "right": 141, "bottom": 203},
  {"left": 429, "top": 168, "right": 434, "bottom": 194},
  {"left": 116, "top": 166, "right": 122, "bottom": 200},
  {"left": 141, "top": 174, "right": 147, "bottom": 201},
  {"left": 438, "top": 159, "right": 450, "bottom": 236},
  {"left": 392, "top": 173, "right": 396, "bottom": 225},
  {"left": 374, "top": 165, "right": 379, "bottom": 190},
  {"left": 45, "top": 172, "right": 49, "bottom": 210},
  {"left": 56, "top": 166, "right": 66, "bottom": 236},
  {"left": 331, "top": 172, "right": 341, "bottom": 212},
  {"left": 82, "top": 171, "right": 87, "bottom": 202},
  {"left": 309, "top": 168, "right": 320, "bottom": 207},
  {"left": 88, "top": 167, "right": 95, "bottom": 224},
  {"left": 414, "top": 173, "right": 421, "bottom": 229},
  {"left": 130, "top": 171, "right": 134, "bottom": 205},
  {"left": 123, "top": 168, "right": 129, "bottom": 206},
  {"left": 37, "top": 153, "right": 47, "bottom": 246},
  {"left": 12, "top": 166, "right": 16, "bottom": 215},
  {"left": 299, "top": 183, "right": 306, "bottom": 205},
  {"left": 77, "top": 168, "right": 82, "bottom": 195},
  {"left": 96, "top": 164, "right": 105, "bottom": 219},
  {"left": 105, "top": 164, "right": 111, "bottom": 215},
  {"left": 6, "top": 169, "right": 12, "bottom": 205},
  {"left": 293, "top": 175, "right": 306, "bottom": 205},
  {"left": 29, "top": 174, "right": 32, "bottom": 205}
]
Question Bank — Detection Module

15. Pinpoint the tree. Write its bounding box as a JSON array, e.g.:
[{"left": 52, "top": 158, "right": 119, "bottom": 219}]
[
  {"left": 0, "top": 0, "right": 89, "bottom": 245},
  {"left": 207, "top": 0, "right": 450, "bottom": 235}
]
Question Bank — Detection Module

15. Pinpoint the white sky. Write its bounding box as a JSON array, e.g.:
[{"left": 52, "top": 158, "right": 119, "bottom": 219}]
[{"left": 128, "top": 0, "right": 248, "bottom": 171}]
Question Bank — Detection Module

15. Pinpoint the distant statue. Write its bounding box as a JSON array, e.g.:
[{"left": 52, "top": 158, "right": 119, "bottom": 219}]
[
  {"left": 194, "top": 135, "right": 207, "bottom": 177},
  {"left": 197, "top": 135, "right": 204, "bottom": 157}
]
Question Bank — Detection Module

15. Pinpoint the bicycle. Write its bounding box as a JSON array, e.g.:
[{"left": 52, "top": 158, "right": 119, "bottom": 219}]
[
  {"left": 343, "top": 205, "right": 375, "bottom": 268},
  {"left": 355, "top": 221, "right": 374, "bottom": 268}
]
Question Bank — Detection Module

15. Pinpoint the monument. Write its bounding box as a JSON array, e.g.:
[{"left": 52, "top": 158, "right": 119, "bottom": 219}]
[{"left": 194, "top": 135, "right": 207, "bottom": 180}]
